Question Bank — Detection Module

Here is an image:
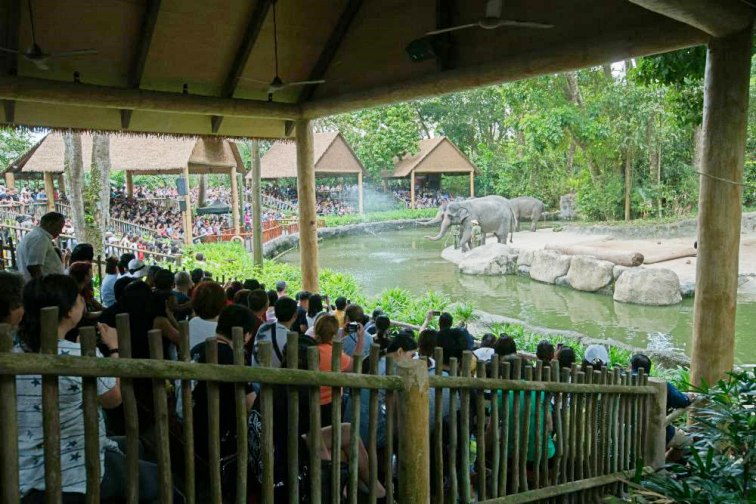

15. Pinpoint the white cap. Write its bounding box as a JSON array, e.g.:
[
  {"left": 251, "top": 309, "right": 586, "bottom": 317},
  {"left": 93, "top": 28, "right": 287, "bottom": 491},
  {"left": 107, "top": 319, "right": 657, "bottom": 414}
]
[
  {"left": 127, "top": 259, "right": 147, "bottom": 278},
  {"left": 584, "top": 345, "right": 609, "bottom": 366}
]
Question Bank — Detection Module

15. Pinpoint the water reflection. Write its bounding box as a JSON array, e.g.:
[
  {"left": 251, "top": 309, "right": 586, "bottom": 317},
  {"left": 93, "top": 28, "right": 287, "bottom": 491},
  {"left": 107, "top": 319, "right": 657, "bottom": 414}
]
[{"left": 279, "top": 227, "right": 755, "bottom": 363}]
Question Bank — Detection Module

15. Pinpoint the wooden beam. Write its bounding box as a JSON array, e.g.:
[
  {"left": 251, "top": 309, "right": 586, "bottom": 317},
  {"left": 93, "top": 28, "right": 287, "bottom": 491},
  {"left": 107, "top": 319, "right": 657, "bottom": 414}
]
[
  {"left": 435, "top": 0, "right": 454, "bottom": 71},
  {"left": 628, "top": 0, "right": 754, "bottom": 38},
  {"left": 297, "top": 0, "right": 363, "bottom": 104},
  {"left": 43, "top": 172, "right": 55, "bottom": 211},
  {"left": 296, "top": 119, "right": 319, "bottom": 292},
  {"left": 301, "top": 17, "right": 707, "bottom": 119},
  {"left": 122, "top": 0, "right": 161, "bottom": 129},
  {"left": 212, "top": 0, "right": 272, "bottom": 133},
  {"left": 0, "top": 76, "right": 301, "bottom": 120},
  {"left": 230, "top": 166, "right": 240, "bottom": 235},
  {"left": 1, "top": 0, "right": 20, "bottom": 124},
  {"left": 691, "top": 25, "right": 753, "bottom": 386}
]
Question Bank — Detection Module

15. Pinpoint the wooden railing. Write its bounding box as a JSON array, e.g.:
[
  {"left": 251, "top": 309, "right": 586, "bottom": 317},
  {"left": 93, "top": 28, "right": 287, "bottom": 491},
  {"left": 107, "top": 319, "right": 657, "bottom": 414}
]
[
  {"left": 55, "top": 202, "right": 163, "bottom": 239},
  {"left": 0, "top": 312, "right": 664, "bottom": 503}
]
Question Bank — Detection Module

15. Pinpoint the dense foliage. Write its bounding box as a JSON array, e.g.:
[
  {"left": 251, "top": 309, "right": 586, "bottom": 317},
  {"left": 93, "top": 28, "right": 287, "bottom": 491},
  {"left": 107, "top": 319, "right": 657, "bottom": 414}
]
[{"left": 320, "top": 208, "right": 437, "bottom": 227}]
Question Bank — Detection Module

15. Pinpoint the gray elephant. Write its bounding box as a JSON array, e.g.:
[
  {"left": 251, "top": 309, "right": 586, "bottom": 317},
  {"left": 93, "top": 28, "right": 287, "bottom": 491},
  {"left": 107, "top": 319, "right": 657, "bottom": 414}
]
[
  {"left": 510, "top": 196, "right": 545, "bottom": 232},
  {"left": 421, "top": 196, "right": 515, "bottom": 251}
]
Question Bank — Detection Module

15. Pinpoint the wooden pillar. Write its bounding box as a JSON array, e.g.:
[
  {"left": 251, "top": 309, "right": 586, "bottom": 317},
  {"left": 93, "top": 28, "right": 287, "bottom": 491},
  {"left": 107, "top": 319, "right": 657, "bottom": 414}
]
[
  {"left": 357, "top": 171, "right": 364, "bottom": 214},
  {"left": 182, "top": 166, "right": 193, "bottom": 246},
  {"left": 125, "top": 171, "right": 134, "bottom": 198},
  {"left": 230, "top": 166, "right": 240, "bottom": 236},
  {"left": 396, "top": 359, "right": 430, "bottom": 503},
  {"left": 469, "top": 172, "right": 475, "bottom": 198},
  {"left": 4, "top": 172, "right": 15, "bottom": 190},
  {"left": 410, "top": 170, "right": 416, "bottom": 209},
  {"left": 644, "top": 378, "right": 667, "bottom": 470},
  {"left": 296, "top": 119, "right": 319, "bottom": 292},
  {"left": 691, "top": 25, "right": 753, "bottom": 386},
  {"left": 251, "top": 140, "right": 263, "bottom": 267},
  {"left": 43, "top": 172, "right": 55, "bottom": 211}
]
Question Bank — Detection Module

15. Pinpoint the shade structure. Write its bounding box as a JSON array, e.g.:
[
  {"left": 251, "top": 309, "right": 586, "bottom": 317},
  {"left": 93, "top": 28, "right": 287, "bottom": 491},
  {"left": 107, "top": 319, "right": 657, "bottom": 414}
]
[{"left": 196, "top": 200, "right": 231, "bottom": 215}]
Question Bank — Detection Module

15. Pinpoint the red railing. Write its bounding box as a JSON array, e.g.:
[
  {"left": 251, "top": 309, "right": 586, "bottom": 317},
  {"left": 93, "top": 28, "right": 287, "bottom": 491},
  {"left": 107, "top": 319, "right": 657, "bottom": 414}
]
[{"left": 200, "top": 219, "right": 309, "bottom": 244}]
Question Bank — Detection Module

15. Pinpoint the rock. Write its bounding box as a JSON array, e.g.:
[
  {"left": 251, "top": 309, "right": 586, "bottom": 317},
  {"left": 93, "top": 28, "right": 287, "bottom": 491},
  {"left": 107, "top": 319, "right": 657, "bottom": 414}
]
[
  {"left": 613, "top": 265, "right": 629, "bottom": 280},
  {"left": 458, "top": 243, "right": 519, "bottom": 276},
  {"left": 529, "top": 250, "right": 572, "bottom": 284},
  {"left": 517, "top": 265, "right": 531, "bottom": 277},
  {"left": 680, "top": 281, "right": 695, "bottom": 298},
  {"left": 567, "top": 255, "right": 614, "bottom": 292},
  {"left": 613, "top": 268, "right": 682, "bottom": 306},
  {"left": 555, "top": 275, "right": 570, "bottom": 287},
  {"left": 517, "top": 249, "right": 535, "bottom": 267}
]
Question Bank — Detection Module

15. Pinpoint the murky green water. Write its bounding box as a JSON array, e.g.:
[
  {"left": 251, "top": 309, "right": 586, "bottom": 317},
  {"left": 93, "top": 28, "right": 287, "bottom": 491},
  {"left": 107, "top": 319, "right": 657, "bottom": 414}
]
[{"left": 279, "top": 227, "right": 756, "bottom": 364}]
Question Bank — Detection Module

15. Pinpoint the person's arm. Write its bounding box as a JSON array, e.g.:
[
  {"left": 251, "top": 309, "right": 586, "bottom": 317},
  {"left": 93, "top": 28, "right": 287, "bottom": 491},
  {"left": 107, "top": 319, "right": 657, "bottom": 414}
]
[
  {"left": 352, "top": 323, "right": 365, "bottom": 358},
  {"left": 666, "top": 383, "right": 692, "bottom": 410},
  {"left": 96, "top": 323, "right": 122, "bottom": 409},
  {"left": 419, "top": 310, "right": 434, "bottom": 333}
]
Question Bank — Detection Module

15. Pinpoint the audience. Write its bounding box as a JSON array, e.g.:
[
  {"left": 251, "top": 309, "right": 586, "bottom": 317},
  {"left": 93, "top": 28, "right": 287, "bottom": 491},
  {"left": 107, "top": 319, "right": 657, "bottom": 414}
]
[
  {"left": 189, "top": 281, "right": 226, "bottom": 350},
  {"left": 101, "top": 256, "right": 120, "bottom": 308},
  {"left": 252, "top": 296, "right": 298, "bottom": 368}
]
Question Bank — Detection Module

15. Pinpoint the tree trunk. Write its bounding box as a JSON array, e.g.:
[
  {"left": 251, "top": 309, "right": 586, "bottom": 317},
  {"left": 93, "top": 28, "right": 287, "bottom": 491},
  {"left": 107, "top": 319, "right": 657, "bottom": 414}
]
[
  {"left": 602, "top": 63, "right": 613, "bottom": 80},
  {"left": 566, "top": 140, "right": 576, "bottom": 174},
  {"left": 87, "top": 133, "right": 111, "bottom": 255},
  {"left": 63, "top": 132, "right": 86, "bottom": 244},
  {"left": 562, "top": 72, "right": 600, "bottom": 181},
  {"left": 624, "top": 147, "right": 633, "bottom": 221},
  {"left": 198, "top": 174, "right": 207, "bottom": 207},
  {"left": 692, "top": 124, "right": 704, "bottom": 172}
]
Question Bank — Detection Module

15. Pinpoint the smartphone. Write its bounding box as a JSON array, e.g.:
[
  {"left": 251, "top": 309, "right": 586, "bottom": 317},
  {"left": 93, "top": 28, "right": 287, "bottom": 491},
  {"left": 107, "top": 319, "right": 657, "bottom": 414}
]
[
  {"left": 432, "top": 310, "right": 442, "bottom": 316},
  {"left": 347, "top": 322, "right": 359, "bottom": 334}
]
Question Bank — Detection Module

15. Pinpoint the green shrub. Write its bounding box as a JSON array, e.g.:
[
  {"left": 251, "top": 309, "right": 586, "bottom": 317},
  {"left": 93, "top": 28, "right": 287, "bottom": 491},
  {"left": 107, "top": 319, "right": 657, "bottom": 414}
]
[{"left": 321, "top": 208, "right": 437, "bottom": 227}]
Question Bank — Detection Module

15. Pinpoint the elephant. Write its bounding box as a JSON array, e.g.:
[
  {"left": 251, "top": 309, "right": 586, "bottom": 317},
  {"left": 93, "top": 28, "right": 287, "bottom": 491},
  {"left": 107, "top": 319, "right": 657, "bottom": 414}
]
[
  {"left": 421, "top": 196, "right": 516, "bottom": 252},
  {"left": 509, "top": 196, "right": 545, "bottom": 232}
]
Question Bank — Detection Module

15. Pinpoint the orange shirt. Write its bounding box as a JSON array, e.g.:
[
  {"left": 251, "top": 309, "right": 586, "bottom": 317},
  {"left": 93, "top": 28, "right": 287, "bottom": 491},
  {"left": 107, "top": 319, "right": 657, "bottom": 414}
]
[{"left": 318, "top": 343, "right": 352, "bottom": 405}]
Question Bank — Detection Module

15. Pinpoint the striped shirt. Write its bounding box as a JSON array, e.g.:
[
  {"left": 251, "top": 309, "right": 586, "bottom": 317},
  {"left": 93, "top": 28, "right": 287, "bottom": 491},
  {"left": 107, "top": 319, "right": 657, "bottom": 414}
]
[{"left": 15, "top": 340, "right": 117, "bottom": 496}]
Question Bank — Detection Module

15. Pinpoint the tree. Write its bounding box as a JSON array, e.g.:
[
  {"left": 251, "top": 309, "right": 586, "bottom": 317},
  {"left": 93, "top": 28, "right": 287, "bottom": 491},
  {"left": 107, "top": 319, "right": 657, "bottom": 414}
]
[
  {"left": 0, "top": 128, "right": 33, "bottom": 170},
  {"left": 85, "top": 134, "right": 111, "bottom": 255},
  {"left": 63, "top": 132, "right": 86, "bottom": 243}
]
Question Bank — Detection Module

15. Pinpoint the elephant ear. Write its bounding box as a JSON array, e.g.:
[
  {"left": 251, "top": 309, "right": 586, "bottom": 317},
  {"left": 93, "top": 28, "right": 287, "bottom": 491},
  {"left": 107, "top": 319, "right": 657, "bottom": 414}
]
[{"left": 458, "top": 206, "right": 470, "bottom": 220}]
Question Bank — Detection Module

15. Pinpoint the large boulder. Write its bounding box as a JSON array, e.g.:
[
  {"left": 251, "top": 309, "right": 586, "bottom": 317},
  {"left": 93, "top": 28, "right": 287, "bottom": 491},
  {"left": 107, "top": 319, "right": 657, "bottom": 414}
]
[
  {"left": 529, "top": 250, "right": 572, "bottom": 284},
  {"left": 458, "top": 243, "right": 519, "bottom": 276},
  {"left": 567, "top": 255, "right": 614, "bottom": 292},
  {"left": 613, "top": 268, "right": 682, "bottom": 306},
  {"left": 517, "top": 249, "right": 535, "bottom": 267}
]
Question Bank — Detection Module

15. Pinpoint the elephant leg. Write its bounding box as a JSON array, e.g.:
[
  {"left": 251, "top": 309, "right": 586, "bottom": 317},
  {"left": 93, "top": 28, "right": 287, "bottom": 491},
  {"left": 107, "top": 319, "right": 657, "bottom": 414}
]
[
  {"left": 530, "top": 214, "right": 537, "bottom": 232},
  {"left": 459, "top": 226, "right": 473, "bottom": 252}
]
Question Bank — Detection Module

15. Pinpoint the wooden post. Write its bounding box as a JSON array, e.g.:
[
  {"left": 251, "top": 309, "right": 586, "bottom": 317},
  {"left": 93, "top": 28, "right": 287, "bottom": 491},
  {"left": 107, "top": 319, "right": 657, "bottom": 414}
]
[
  {"left": 410, "top": 170, "right": 416, "bottom": 209},
  {"left": 643, "top": 378, "right": 667, "bottom": 469},
  {"left": 396, "top": 359, "right": 430, "bottom": 503},
  {"left": 295, "top": 119, "right": 319, "bottom": 292},
  {"left": 691, "top": 24, "right": 753, "bottom": 386},
  {"left": 182, "top": 166, "right": 193, "bottom": 246},
  {"left": 125, "top": 171, "right": 134, "bottom": 198},
  {"left": 357, "top": 171, "right": 364, "bottom": 214},
  {"left": 4, "top": 172, "right": 15, "bottom": 190},
  {"left": 0, "top": 324, "right": 20, "bottom": 504},
  {"left": 43, "top": 172, "right": 55, "bottom": 211},
  {"left": 230, "top": 166, "right": 240, "bottom": 236},
  {"left": 251, "top": 140, "right": 263, "bottom": 267},
  {"left": 469, "top": 172, "right": 474, "bottom": 198}
]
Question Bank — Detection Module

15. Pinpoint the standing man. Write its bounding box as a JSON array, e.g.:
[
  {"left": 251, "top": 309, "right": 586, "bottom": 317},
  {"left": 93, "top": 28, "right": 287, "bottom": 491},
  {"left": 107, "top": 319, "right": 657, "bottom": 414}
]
[
  {"left": 16, "top": 211, "right": 65, "bottom": 281},
  {"left": 275, "top": 280, "right": 287, "bottom": 298}
]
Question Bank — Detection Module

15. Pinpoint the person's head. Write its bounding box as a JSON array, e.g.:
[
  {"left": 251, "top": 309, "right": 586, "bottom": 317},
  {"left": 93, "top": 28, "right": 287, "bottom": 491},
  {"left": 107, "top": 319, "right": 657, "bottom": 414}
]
[
  {"left": 275, "top": 280, "right": 287, "bottom": 295},
  {"left": 334, "top": 296, "right": 347, "bottom": 311},
  {"left": 68, "top": 261, "right": 93, "bottom": 291},
  {"left": 39, "top": 212, "right": 65, "bottom": 238},
  {"left": 344, "top": 303, "right": 364, "bottom": 324},
  {"left": 480, "top": 333, "right": 497, "bottom": 349},
  {"left": 190, "top": 268, "right": 204, "bottom": 285},
  {"left": 536, "top": 340, "right": 555, "bottom": 363},
  {"left": 313, "top": 313, "right": 340, "bottom": 344},
  {"left": 146, "top": 265, "right": 162, "bottom": 287},
  {"left": 243, "top": 279, "right": 261, "bottom": 291},
  {"left": 630, "top": 353, "right": 652, "bottom": 375},
  {"left": 154, "top": 269, "right": 175, "bottom": 291},
  {"left": 127, "top": 258, "right": 147, "bottom": 279},
  {"left": 297, "top": 291, "right": 311, "bottom": 310},
  {"left": 118, "top": 253, "right": 135, "bottom": 274},
  {"left": 175, "top": 271, "right": 193, "bottom": 291},
  {"left": 0, "top": 271, "right": 24, "bottom": 327},
  {"left": 233, "top": 289, "right": 251, "bottom": 307},
  {"left": 70, "top": 243, "right": 94, "bottom": 263},
  {"left": 439, "top": 312, "right": 453, "bottom": 330},
  {"left": 113, "top": 276, "right": 136, "bottom": 303},
  {"left": 494, "top": 335, "right": 517, "bottom": 357},
  {"left": 266, "top": 289, "right": 278, "bottom": 310},
  {"left": 226, "top": 281, "right": 244, "bottom": 302},
  {"left": 307, "top": 294, "right": 323, "bottom": 318},
  {"left": 556, "top": 346, "right": 576, "bottom": 371},
  {"left": 246, "top": 289, "right": 269, "bottom": 316},
  {"left": 371, "top": 308, "right": 383, "bottom": 321},
  {"left": 274, "top": 296, "right": 298, "bottom": 327},
  {"left": 386, "top": 333, "right": 418, "bottom": 361},
  {"left": 105, "top": 256, "right": 119, "bottom": 275},
  {"left": 192, "top": 281, "right": 226, "bottom": 320},
  {"left": 583, "top": 344, "right": 609, "bottom": 371},
  {"left": 216, "top": 304, "right": 256, "bottom": 343},
  {"left": 437, "top": 328, "right": 467, "bottom": 365},
  {"left": 19, "top": 274, "right": 83, "bottom": 352},
  {"left": 417, "top": 329, "right": 438, "bottom": 358}
]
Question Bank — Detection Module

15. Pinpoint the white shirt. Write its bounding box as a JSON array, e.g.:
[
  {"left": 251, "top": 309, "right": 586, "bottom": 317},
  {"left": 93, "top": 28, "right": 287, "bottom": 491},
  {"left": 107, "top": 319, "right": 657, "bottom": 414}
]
[
  {"left": 16, "top": 227, "right": 64, "bottom": 281},
  {"left": 15, "top": 340, "right": 117, "bottom": 495},
  {"left": 473, "top": 347, "right": 496, "bottom": 362},
  {"left": 188, "top": 317, "right": 218, "bottom": 351}
]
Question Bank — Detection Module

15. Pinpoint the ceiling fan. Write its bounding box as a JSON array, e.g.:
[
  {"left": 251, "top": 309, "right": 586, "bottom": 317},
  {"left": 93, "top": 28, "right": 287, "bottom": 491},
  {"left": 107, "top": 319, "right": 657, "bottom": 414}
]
[
  {"left": 241, "top": 0, "right": 325, "bottom": 101},
  {"left": 0, "top": 0, "right": 98, "bottom": 71},
  {"left": 426, "top": 0, "right": 553, "bottom": 36}
]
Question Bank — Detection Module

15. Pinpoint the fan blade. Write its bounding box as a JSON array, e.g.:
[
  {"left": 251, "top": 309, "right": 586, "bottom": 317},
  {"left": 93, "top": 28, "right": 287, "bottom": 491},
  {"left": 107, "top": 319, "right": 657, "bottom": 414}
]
[
  {"left": 238, "top": 77, "right": 271, "bottom": 85},
  {"left": 426, "top": 23, "right": 477, "bottom": 36},
  {"left": 491, "top": 19, "right": 553, "bottom": 29},
  {"left": 48, "top": 49, "right": 98, "bottom": 58},
  {"left": 30, "top": 58, "right": 49, "bottom": 70},
  {"left": 0, "top": 46, "right": 20, "bottom": 54},
  {"left": 283, "top": 80, "right": 326, "bottom": 87},
  {"left": 485, "top": 0, "right": 503, "bottom": 19}
]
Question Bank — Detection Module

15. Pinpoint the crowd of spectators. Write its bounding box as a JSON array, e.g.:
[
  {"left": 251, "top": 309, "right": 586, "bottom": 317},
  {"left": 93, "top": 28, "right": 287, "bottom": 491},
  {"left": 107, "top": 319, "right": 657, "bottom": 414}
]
[{"left": 392, "top": 188, "right": 455, "bottom": 209}]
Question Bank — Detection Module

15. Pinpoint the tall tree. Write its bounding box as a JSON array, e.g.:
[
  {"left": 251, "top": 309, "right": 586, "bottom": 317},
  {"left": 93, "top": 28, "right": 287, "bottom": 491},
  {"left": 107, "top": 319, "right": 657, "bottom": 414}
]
[
  {"left": 63, "top": 132, "right": 86, "bottom": 243},
  {"left": 85, "top": 133, "right": 111, "bottom": 254}
]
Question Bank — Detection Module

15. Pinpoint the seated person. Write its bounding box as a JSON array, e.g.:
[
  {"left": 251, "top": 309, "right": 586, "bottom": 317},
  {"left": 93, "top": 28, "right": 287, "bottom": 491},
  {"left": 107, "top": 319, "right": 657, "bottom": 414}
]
[
  {"left": 0, "top": 271, "right": 24, "bottom": 332},
  {"left": 556, "top": 345, "right": 576, "bottom": 372},
  {"left": 473, "top": 333, "right": 497, "bottom": 362},
  {"left": 188, "top": 282, "right": 226, "bottom": 351}
]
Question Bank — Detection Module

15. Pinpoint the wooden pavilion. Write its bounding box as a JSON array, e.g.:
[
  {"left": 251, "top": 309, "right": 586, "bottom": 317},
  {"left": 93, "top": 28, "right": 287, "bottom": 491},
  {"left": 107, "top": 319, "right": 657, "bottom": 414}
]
[
  {"left": 251, "top": 131, "right": 366, "bottom": 213},
  {"left": 0, "top": 0, "right": 752, "bottom": 393},
  {"left": 3, "top": 132, "right": 245, "bottom": 243},
  {"left": 386, "top": 136, "right": 478, "bottom": 208}
]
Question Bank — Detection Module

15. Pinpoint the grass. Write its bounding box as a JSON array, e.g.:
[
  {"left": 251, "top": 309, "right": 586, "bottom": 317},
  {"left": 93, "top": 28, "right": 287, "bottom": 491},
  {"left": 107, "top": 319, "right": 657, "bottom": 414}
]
[{"left": 321, "top": 208, "right": 438, "bottom": 227}]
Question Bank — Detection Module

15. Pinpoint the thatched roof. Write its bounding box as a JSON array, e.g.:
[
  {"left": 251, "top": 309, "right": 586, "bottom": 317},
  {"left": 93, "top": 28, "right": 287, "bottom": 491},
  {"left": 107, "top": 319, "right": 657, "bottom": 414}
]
[
  {"left": 0, "top": 1, "right": 734, "bottom": 138},
  {"left": 5, "top": 132, "right": 243, "bottom": 177},
  {"left": 388, "top": 137, "right": 479, "bottom": 178},
  {"left": 253, "top": 131, "right": 364, "bottom": 179}
]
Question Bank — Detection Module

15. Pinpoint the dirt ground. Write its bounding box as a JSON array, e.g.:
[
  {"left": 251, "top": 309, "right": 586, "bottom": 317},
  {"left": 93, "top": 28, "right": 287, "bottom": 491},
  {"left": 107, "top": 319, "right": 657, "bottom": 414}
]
[{"left": 502, "top": 227, "right": 756, "bottom": 286}]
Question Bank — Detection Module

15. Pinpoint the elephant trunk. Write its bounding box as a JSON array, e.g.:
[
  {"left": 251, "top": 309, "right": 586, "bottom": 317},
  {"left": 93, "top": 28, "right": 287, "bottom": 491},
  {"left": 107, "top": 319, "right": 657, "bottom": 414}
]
[
  {"left": 425, "top": 215, "right": 451, "bottom": 241},
  {"left": 417, "top": 209, "right": 444, "bottom": 226}
]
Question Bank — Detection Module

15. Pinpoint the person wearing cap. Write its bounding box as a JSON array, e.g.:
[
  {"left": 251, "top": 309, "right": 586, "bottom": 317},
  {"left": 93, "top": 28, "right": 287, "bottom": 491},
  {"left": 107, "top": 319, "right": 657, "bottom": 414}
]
[
  {"left": 583, "top": 344, "right": 609, "bottom": 372},
  {"left": 275, "top": 280, "right": 287, "bottom": 298},
  {"left": 127, "top": 258, "right": 148, "bottom": 279}
]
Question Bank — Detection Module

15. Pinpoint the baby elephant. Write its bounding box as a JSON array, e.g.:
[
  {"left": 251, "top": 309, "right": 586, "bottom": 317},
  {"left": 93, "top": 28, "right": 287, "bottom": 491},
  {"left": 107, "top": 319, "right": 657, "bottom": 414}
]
[{"left": 510, "top": 196, "right": 545, "bottom": 232}]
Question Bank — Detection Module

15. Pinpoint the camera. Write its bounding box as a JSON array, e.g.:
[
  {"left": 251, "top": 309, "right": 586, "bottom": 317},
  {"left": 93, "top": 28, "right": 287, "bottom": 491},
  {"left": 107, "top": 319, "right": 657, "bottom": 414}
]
[{"left": 347, "top": 322, "right": 359, "bottom": 334}]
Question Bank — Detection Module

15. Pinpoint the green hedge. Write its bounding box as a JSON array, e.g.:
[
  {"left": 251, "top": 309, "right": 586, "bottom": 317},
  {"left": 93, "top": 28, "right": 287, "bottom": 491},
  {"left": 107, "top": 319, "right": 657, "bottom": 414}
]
[{"left": 321, "top": 208, "right": 438, "bottom": 227}]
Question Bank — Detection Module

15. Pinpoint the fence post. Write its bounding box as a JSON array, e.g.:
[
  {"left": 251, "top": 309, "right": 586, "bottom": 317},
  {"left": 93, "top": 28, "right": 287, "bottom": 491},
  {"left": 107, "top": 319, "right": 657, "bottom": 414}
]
[
  {"left": 396, "top": 359, "right": 430, "bottom": 503},
  {"left": 644, "top": 378, "right": 667, "bottom": 469}
]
